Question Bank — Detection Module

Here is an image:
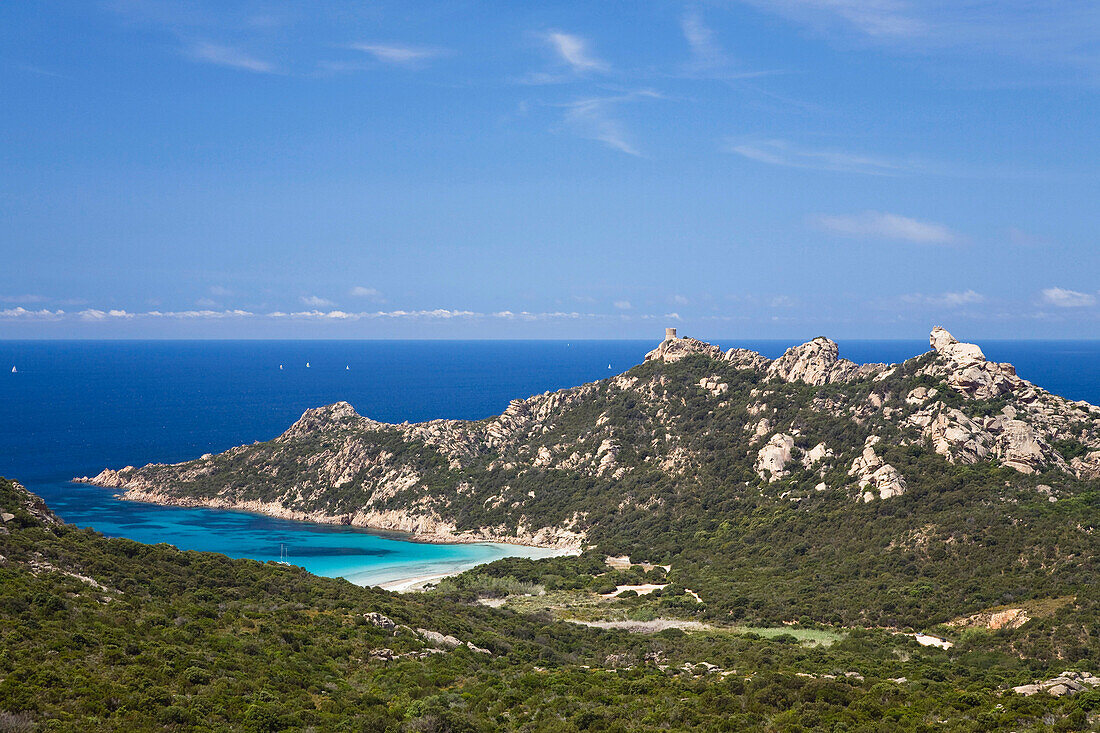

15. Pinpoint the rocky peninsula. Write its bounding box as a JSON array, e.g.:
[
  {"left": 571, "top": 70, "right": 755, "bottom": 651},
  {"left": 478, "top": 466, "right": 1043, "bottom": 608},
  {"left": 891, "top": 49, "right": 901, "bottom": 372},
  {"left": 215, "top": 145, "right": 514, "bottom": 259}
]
[{"left": 77, "top": 327, "right": 1100, "bottom": 548}]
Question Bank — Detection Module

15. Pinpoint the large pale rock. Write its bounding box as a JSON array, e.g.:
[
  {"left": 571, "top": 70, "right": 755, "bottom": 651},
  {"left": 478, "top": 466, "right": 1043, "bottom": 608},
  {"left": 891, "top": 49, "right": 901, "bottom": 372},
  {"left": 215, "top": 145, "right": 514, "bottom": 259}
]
[
  {"left": 768, "top": 338, "right": 858, "bottom": 386},
  {"left": 916, "top": 404, "right": 1068, "bottom": 474},
  {"left": 924, "top": 409, "right": 992, "bottom": 463},
  {"left": 1011, "top": 672, "right": 1098, "bottom": 697},
  {"left": 928, "top": 327, "right": 1019, "bottom": 400},
  {"left": 364, "top": 612, "right": 396, "bottom": 630},
  {"left": 596, "top": 439, "right": 619, "bottom": 476},
  {"left": 949, "top": 607, "right": 1030, "bottom": 631},
  {"left": 725, "top": 348, "right": 771, "bottom": 371},
  {"left": 645, "top": 336, "right": 725, "bottom": 363},
  {"left": 802, "top": 442, "right": 831, "bottom": 468},
  {"left": 698, "top": 376, "right": 729, "bottom": 396},
  {"left": 849, "top": 437, "right": 906, "bottom": 501},
  {"left": 756, "top": 433, "right": 795, "bottom": 481},
  {"left": 998, "top": 419, "right": 1047, "bottom": 474},
  {"left": 280, "top": 401, "right": 367, "bottom": 440},
  {"left": 930, "top": 326, "right": 985, "bottom": 364},
  {"left": 1070, "top": 450, "right": 1100, "bottom": 480}
]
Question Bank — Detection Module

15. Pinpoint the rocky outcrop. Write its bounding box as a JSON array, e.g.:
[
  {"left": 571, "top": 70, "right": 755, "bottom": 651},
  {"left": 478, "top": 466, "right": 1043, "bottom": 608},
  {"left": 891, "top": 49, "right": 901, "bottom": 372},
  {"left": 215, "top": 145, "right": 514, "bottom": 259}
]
[
  {"left": 1011, "top": 671, "right": 1100, "bottom": 697},
  {"left": 645, "top": 335, "right": 725, "bottom": 363},
  {"left": 927, "top": 326, "right": 1019, "bottom": 400},
  {"left": 948, "top": 607, "right": 1030, "bottom": 631},
  {"left": 364, "top": 612, "right": 397, "bottom": 630},
  {"left": 756, "top": 433, "right": 795, "bottom": 481},
  {"left": 912, "top": 404, "right": 1070, "bottom": 475},
  {"left": 280, "top": 401, "right": 373, "bottom": 441},
  {"left": 2, "top": 480, "right": 62, "bottom": 526},
  {"left": 909, "top": 327, "right": 1100, "bottom": 477},
  {"left": 697, "top": 376, "right": 729, "bottom": 397},
  {"left": 724, "top": 348, "right": 771, "bottom": 371},
  {"left": 801, "top": 442, "right": 832, "bottom": 470},
  {"left": 1070, "top": 450, "right": 1100, "bottom": 479},
  {"left": 767, "top": 337, "right": 882, "bottom": 386},
  {"left": 849, "top": 437, "right": 906, "bottom": 501}
]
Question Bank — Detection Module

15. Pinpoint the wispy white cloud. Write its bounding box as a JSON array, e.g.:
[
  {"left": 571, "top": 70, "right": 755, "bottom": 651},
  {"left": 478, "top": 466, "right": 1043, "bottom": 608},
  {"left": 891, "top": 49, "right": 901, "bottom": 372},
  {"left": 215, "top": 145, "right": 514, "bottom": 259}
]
[
  {"left": 813, "top": 211, "right": 959, "bottom": 244},
  {"left": 671, "top": 294, "right": 689, "bottom": 305},
  {"left": 733, "top": 1, "right": 1100, "bottom": 79},
  {"left": 559, "top": 90, "right": 660, "bottom": 156},
  {"left": 79, "top": 309, "right": 254, "bottom": 320},
  {"left": 1041, "top": 287, "right": 1096, "bottom": 308},
  {"left": 613, "top": 300, "right": 632, "bottom": 310},
  {"left": 152, "top": 310, "right": 254, "bottom": 318},
  {"left": 492, "top": 310, "right": 588, "bottom": 321},
  {"left": 350, "top": 43, "right": 445, "bottom": 67},
  {"left": 756, "top": 0, "right": 925, "bottom": 38},
  {"left": 545, "top": 32, "right": 608, "bottom": 74},
  {"left": 79, "top": 309, "right": 135, "bottom": 320},
  {"left": 349, "top": 286, "right": 384, "bottom": 301},
  {"left": 270, "top": 309, "right": 478, "bottom": 320},
  {"left": 300, "top": 295, "right": 335, "bottom": 307},
  {"left": 901, "top": 290, "right": 985, "bottom": 307},
  {"left": 0, "top": 307, "right": 65, "bottom": 320},
  {"left": 190, "top": 42, "right": 274, "bottom": 73},
  {"left": 4, "top": 306, "right": 698, "bottom": 326},
  {"left": 209, "top": 285, "right": 233, "bottom": 296},
  {"left": 0, "top": 294, "right": 47, "bottom": 304},
  {"left": 727, "top": 138, "right": 915, "bottom": 176},
  {"left": 937, "top": 290, "right": 984, "bottom": 306},
  {"left": 682, "top": 12, "right": 730, "bottom": 69}
]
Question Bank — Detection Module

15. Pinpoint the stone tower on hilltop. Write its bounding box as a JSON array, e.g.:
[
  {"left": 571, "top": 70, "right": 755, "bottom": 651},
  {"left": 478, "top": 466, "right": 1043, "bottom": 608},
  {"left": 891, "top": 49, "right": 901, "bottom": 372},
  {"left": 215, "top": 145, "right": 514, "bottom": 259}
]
[{"left": 665, "top": 327, "right": 678, "bottom": 340}]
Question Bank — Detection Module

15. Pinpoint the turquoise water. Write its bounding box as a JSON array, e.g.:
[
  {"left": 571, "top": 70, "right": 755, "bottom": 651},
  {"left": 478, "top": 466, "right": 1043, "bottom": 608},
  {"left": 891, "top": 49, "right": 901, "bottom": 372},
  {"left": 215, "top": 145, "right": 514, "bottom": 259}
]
[
  {"left": 3, "top": 339, "right": 1099, "bottom": 586},
  {"left": 37, "top": 481, "right": 562, "bottom": 587}
]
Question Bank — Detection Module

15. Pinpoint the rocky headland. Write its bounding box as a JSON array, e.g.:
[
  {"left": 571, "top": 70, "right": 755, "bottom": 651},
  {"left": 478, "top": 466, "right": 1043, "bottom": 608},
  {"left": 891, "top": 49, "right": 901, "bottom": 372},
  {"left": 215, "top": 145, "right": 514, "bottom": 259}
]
[{"left": 77, "top": 327, "right": 1100, "bottom": 547}]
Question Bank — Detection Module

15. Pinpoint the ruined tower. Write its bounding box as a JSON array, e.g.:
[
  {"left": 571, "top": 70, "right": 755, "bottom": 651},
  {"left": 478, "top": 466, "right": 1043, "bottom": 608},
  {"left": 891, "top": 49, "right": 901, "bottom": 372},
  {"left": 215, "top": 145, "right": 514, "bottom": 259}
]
[{"left": 665, "top": 327, "right": 678, "bottom": 340}]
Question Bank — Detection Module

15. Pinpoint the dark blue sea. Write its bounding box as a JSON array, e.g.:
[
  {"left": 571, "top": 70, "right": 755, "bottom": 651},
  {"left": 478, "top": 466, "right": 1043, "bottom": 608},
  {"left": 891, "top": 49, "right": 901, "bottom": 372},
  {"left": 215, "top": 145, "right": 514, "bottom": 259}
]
[{"left": 2, "top": 339, "right": 1098, "bottom": 584}]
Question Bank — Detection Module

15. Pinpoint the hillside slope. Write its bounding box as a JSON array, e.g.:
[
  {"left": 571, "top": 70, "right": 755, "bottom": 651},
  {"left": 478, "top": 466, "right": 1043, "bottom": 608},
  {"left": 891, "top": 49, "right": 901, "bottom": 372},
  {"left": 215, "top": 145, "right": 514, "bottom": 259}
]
[{"left": 3, "top": 477, "right": 1098, "bottom": 731}]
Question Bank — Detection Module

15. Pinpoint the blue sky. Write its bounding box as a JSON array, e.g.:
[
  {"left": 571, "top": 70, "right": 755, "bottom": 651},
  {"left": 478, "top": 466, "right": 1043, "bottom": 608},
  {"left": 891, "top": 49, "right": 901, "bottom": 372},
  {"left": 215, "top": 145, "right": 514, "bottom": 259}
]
[{"left": 2, "top": 0, "right": 1099, "bottom": 339}]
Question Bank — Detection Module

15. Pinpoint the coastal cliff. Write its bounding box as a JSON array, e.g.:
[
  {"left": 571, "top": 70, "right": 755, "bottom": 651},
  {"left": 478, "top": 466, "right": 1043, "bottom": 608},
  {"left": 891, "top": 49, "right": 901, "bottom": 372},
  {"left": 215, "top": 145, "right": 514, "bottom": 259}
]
[{"left": 78, "top": 327, "right": 1100, "bottom": 547}]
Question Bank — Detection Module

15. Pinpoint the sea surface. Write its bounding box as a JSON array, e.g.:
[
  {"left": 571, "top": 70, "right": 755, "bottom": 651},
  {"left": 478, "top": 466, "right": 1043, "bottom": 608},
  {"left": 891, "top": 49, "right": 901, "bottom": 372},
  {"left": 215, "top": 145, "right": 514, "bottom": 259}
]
[{"left": 3, "top": 338, "right": 1099, "bottom": 585}]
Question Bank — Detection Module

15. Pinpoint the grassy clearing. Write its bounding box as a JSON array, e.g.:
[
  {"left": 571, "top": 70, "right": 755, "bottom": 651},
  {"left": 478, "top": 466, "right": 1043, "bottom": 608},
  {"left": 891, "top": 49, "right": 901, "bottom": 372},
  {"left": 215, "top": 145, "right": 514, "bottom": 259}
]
[
  {"left": 730, "top": 625, "right": 846, "bottom": 647},
  {"left": 494, "top": 590, "right": 847, "bottom": 646}
]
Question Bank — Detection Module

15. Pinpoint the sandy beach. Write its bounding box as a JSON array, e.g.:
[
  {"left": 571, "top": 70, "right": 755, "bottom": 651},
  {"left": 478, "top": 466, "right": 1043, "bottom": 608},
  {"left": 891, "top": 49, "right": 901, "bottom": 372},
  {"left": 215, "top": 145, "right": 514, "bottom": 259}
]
[
  {"left": 378, "top": 572, "right": 456, "bottom": 593},
  {"left": 369, "top": 544, "right": 579, "bottom": 593}
]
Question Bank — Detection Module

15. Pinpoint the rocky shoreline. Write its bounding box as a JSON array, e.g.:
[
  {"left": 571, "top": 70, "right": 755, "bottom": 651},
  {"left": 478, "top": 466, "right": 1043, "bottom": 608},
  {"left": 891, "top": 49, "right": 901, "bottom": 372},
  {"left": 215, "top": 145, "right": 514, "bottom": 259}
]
[{"left": 73, "top": 474, "right": 585, "bottom": 551}]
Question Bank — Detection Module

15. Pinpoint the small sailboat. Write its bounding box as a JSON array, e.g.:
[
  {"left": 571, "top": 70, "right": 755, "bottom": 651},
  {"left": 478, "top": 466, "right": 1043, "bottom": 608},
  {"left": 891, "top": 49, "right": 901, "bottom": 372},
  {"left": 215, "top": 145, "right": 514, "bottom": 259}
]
[
  {"left": 278, "top": 364, "right": 283, "bottom": 370},
  {"left": 607, "top": 363, "right": 612, "bottom": 370},
  {"left": 305, "top": 362, "right": 311, "bottom": 368},
  {"left": 345, "top": 365, "right": 349, "bottom": 371},
  {"left": 277, "top": 544, "right": 290, "bottom": 565},
  {"left": 10, "top": 366, "right": 15, "bottom": 373}
]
